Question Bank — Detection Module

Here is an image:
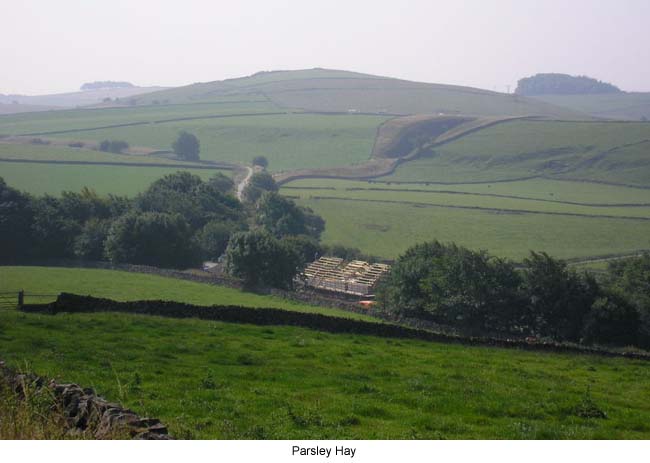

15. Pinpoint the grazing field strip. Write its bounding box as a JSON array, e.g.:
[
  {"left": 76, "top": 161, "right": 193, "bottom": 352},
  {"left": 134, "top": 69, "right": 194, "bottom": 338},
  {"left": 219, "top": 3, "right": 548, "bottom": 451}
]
[
  {"left": 0, "top": 158, "right": 233, "bottom": 170},
  {"left": 337, "top": 187, "right": 650, "bottom": 208},
  {"left": 306, "top": 196, "right": 650, "bottom": 221},
  {"left": 18, "top": 111, "right": 291, "bottom": 136}
]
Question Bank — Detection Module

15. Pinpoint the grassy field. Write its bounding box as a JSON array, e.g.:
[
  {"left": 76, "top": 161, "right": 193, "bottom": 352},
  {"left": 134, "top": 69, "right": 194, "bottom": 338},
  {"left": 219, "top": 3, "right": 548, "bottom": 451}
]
[
  {"left": 0, "top": 308, "right": 648, "bottom": 439},
  {"left": 0, "top": 100, "right": 278, "bottom": 136},
  {"left": 0, "top": 266, "right": 372, "bottom": 321},
  {"left": 532, "top": 93, "right": 650, "bottom": 120},
  {"left": 383, "top": 120, "right": 650, "bottom": 186},
  {"left": 292, "top": 197, "right": 650, "bottom": 261},
  {"left": 0, "top": 163, "right": 226, "bottom": 196},
  {"left": 40, "top": 114, "right": 388, "bottom": 172},
  {"left": 284, "top": 178, "right": 650, "bottom": 205}
]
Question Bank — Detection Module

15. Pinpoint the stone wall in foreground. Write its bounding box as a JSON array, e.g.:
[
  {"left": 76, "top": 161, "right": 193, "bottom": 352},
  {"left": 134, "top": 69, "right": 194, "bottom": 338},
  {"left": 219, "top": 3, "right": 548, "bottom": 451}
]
[{"left": 0, "top": 361, "right": 171, "bottom": 440}]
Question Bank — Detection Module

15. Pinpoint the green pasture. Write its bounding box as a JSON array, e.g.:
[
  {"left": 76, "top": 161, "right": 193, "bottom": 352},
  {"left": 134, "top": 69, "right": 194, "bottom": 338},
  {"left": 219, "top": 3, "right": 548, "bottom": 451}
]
[
  {"left": 532, "top": 93, "right": 650, "bottom": 120},
  {"left": 384, "top": 120, "right": 650, "bottom": 186},
  {"left": 42, "top": 114, "right": 388, "bottom": 172},
  {"left": 283, "top": 185, "right": 650, "bottom": 219},
  {"left": 0, "top": 308, "right": 648, "bottom": 438},
  {"left": 0, "top": 100, "right": 277, "bottom": 136},
  {"left": 0, "top": 143, "right": 204, "bottom": 165},
  {"left": 296, "top": 198, "right": 650, "bottom": 261},
  {"left": 283, "top": 178, "right": 650, "bottom": 205},
  {"left": 0, "top": 266, "right": 372, "bottom": 321},
  {"left": 0, "top": 163, "right": 226, "bottom": 196}
]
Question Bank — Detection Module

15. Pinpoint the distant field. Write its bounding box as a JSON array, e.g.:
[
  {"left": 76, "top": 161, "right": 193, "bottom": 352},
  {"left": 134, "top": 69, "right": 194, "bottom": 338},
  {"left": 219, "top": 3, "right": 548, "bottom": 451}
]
[
  {"left": 284, "top": 178, "right": 650, "bottom": 205},
  {"left": 0, "top": 266, "right": 371, "bottom": 321},
  {"left": 293, "top": 197, "right": 650, "bottom": 261},
  {"left": 532, "top": 93, "right": 650, "bottom": 120},
  {"left": 0, "top": 163, "right": 225, "bottom": 196},
  {"left": 1, "top": 309, "right": 648, "bottom": 438},
  {"left": 383, "top": 120, "right": 650, "bottom": 186},
  {"left": 40, "top": 114, "right": 388, "bottom": 172},
  {"left": 0, "top": 142, "right": 206, "bottom": 165},
  {"left": 0, "top": 100, "right": 277, "bottom": 136}
]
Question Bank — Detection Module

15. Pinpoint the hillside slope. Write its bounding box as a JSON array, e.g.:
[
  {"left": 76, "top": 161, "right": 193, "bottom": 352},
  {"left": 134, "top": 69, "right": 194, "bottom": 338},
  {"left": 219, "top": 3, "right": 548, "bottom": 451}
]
[
  {"left": 132, "top": 68, "right": 587, "bottom": 119},
  {"left": 532, "top": 93, "right": 650, "bottom": 120}
]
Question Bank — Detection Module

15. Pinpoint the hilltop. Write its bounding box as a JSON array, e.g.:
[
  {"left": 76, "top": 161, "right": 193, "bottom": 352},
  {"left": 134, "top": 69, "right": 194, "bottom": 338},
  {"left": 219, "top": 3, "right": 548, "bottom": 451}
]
[{"left": 130, "top": 68, "right": 587, "bottom": 119}]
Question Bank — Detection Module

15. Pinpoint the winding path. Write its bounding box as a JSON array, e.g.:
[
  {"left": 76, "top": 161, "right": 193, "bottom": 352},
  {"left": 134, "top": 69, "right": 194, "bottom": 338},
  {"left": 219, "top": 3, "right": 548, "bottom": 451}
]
[{"left": 236, "top": 166, "right": 253, "bottom": 201}]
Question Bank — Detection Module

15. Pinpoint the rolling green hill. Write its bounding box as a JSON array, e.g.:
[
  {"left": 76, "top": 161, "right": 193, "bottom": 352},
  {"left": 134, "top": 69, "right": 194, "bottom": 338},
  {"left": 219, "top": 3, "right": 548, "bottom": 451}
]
[{"left": 131, "top": 68, "right": 587, "bottom": 119}]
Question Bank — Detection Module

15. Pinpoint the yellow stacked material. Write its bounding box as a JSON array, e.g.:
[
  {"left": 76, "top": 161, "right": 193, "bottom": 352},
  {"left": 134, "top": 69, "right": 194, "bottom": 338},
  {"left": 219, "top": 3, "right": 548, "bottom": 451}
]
[{"left": 299, "top": 257, "right": 391, "bottom": 296}]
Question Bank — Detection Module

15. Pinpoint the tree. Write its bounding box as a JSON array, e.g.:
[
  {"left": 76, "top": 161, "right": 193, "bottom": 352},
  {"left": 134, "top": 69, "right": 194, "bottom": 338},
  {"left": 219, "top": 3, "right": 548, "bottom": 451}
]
[
  {"left": 30, "top": 196, "right": 81, "bottom": 259},
  {"left": 281, "top": 235, "right": 322, "bottom": 267},
  {"left": 0, "top": 177, "right": 33, "bottom": 261},
  {"left": 136, "top": 171, "right": 244, "bottom": 230},
  {"left": 581, "top": 295, "right": 639, "bottom": 346},
  {"left": 241, "top": 172, "right": 278, "bottom": 203},
  {"left": 606, "top": 253, "right": 650, "bottom": 347},
  {"left": 377, "top": 241, "right": 523, "bottom": 333},
  {"left": 195, "top": 220, "right": 239, "bottom": 260},
  {"left": 104, "top": 212, "right": 199, "bottom": 268},
  {"left": 255, "top": 192, "right": 324, "bottom": 239},
  {"left": 521, "top": 252, "right": 599, "bottom": 341},
  {"left": 172, "top": 131, "right": 200, "bottom": 161},
  {"left": 252, "top": 156, "right": 269, "bottom": 169},
  {"left": 99, "top": 140, "right": 129, "bottom": 153},
  {"left": 225, "top": 230, "right": 300, "bottom": 289},
  {"left": 207, "top": 173, "right": 235, "bottom": 194},
  {"left": 73, "top": 219, "right": 111, "bottom": 260}
]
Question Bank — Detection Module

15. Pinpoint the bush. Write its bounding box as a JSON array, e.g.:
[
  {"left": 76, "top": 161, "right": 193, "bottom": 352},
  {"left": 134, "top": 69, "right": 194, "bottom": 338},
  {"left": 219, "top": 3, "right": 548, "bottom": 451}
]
[
  {"left": 30, "top": 138, "right": 49, "bottom": 145},
  {"left": 98, "top": 140, "right": 129, "bottom": 154},
  {"left": 172, "top": 131, "right": 200, "bottom": 161},
  {"left": 207, "top": 173, "right": 235, "bottom": 194},
  {"left": 67, "top": 142, "right": 84, "bottom": 148}
]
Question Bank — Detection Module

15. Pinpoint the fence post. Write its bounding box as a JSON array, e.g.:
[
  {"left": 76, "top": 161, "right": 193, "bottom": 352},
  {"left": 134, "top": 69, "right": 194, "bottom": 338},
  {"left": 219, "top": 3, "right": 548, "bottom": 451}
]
[{"left": 18, "top": 290, "right": 24, "bottom": 308}]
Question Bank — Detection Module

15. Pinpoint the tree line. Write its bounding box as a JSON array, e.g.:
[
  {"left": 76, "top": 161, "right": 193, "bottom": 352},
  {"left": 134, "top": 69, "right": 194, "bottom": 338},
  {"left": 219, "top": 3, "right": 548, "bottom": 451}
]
[{"left": 377, "top": 241, "right": 650, "bottom": 349}]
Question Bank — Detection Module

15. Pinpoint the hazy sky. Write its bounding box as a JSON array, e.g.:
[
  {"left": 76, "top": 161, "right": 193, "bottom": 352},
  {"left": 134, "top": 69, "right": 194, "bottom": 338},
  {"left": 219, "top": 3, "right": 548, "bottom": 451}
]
[{"left": 2, "top": 0, "right": 649, "bottom": 95}]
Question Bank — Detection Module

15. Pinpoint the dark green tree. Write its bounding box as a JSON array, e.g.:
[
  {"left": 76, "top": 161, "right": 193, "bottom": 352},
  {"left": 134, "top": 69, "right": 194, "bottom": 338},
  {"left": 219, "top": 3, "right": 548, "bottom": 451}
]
[
  {"left": 521, "top": 252, "right": 599, "bottom": 341},
  {"left": 378, "top": 241, "right": 523, "bottom": 333},
  {"left": 581, "top": 295, "right": 639, "bottom": 346},
  {"left": 0, "top": 177, "right": 33, "bottom": 261},
  {"left": 255, "top": 192, "right": 324, "bottom": 239},
  {"left": 136, "top": 171, "right": 244, "bottom": 230},
  {"left": 73, "top": 218, "right": 111, "bottom": 260},
  {"left": 172, "top": 131, "right": 200, "bottom": 161},
  {"left": 225, "top": 230, "right": 300, "bottom": 288},
  {"left": 207, "top": 172, "right": 235, "bottom": 194},
  {"left": 104, "top": 212, "right": 199, "bottom": 268},
  {"left": 195, "top": 220, "right": 240, "bottom": 260},
  {"left": 252, "top": 156, "right": 269, "bottom": 168},
  {"left": 242, "top": 171, "right": 278, "bottom": 203}
]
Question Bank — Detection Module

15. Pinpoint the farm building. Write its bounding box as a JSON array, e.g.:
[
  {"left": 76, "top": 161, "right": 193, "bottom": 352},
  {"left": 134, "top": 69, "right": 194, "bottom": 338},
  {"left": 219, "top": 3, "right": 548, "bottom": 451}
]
[{"left": 298, "top": 257, "right": 391, "bottom": 297}]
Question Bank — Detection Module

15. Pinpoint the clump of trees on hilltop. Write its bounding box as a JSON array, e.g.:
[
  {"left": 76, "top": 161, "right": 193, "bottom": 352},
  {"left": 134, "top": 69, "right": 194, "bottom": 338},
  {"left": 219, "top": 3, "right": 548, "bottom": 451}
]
[
  {"left": 377, "top": 241, "right": 650, "bottom": 349},
  {"left": 515, "top": 73, "right": 621, "bottom": 96}
]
